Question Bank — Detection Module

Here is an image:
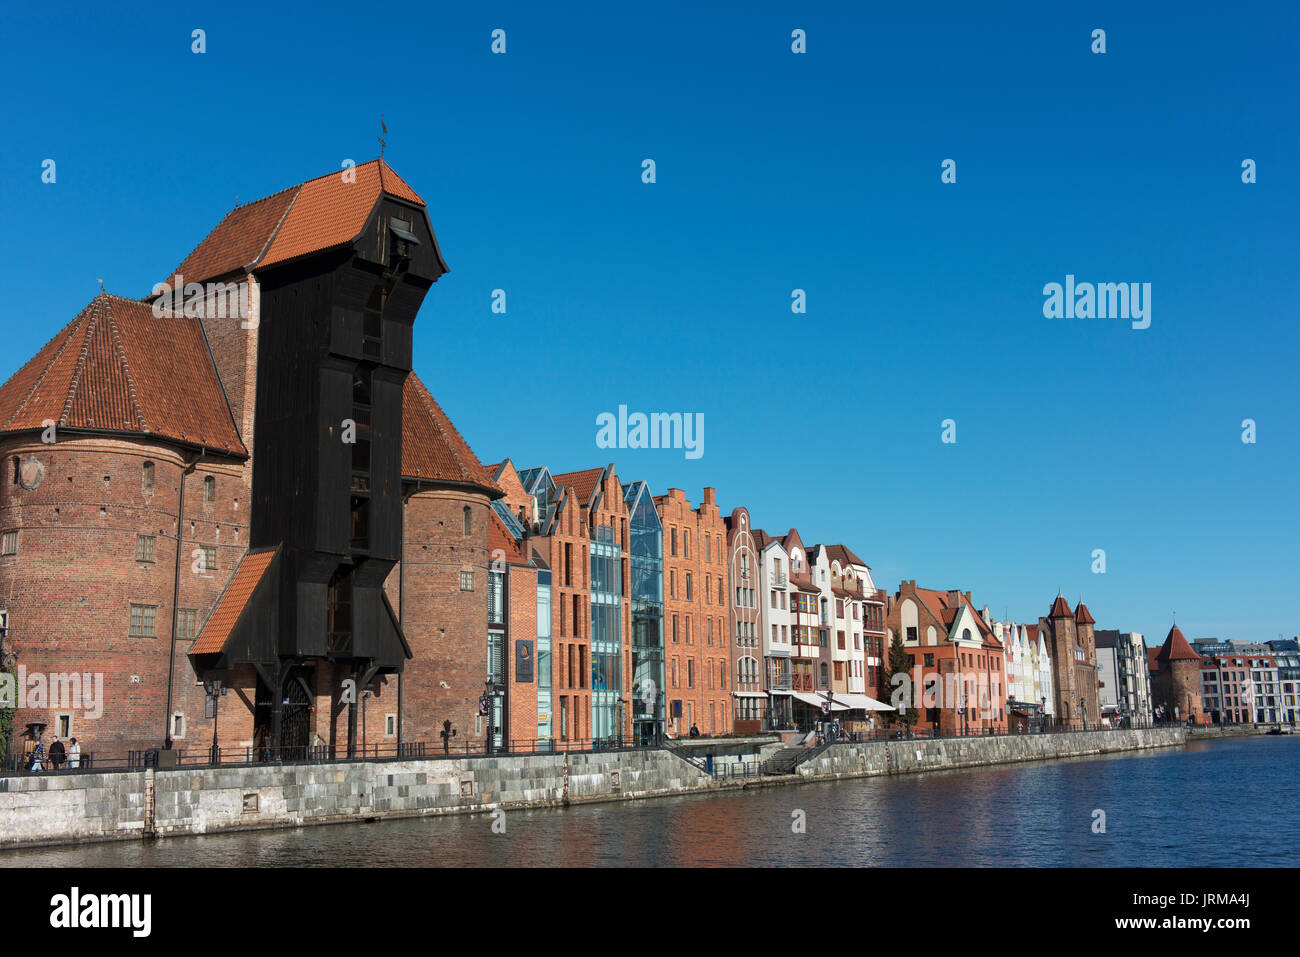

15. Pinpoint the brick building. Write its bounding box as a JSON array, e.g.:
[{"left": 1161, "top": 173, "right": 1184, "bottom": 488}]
[
  {"left": 654, "top": 487, "right": 729, "bottom": 736},
  {"left": 724, "top": 506, "right": 764, "bottom": 732},
  {"left": 0, "top": 160, "right": 504, "bottom": 759},
  {"left": 887, "top": 581, "right": 1008, "bottom": 735},
  {"left": 1037, "top": 595, "right": 1101, "bottom": 730}
]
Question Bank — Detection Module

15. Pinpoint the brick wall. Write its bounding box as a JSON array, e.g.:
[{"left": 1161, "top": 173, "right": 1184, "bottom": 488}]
[
  {"left": 387, "top": 487, "right": 491, "bottom": 750},
  {"left": 1, "top": 436, "right": 248, "bottom": 756}
]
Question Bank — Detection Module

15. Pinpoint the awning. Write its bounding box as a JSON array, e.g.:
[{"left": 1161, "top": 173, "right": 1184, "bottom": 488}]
[
  {"left": 826, "top": 693, "right": 894, "bottom": 712},
  {"left": 792, "top": 691, "right": 849, "bottom": 711},
  {"left": 768, "top": 689, "right": 793, "bottom": 695},
  {"left": 731, "top": 691, "right": 767, "bottom": 698}
]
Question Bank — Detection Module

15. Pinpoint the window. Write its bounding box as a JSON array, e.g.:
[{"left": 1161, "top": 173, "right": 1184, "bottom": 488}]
[
  {"left": 130, "top": 604, "right": 157, "bottom": 638},
  {"left": 688, "top": 659, "right": 695, "bottom": 688},
  {"left": 385, "top": 714, "right": 397, "bottom": 737},
  {"left": 463, "top": 506, "right": 472, "bottom": 535},
  {"left": 685, "top": 573, "right": 692, "bottom": 601},
  {"left": 136, "top": 534, "right": 156, "bottom": 563},
  {"left": 177, "top": 608, "right": 197, "bottom": 640},
  {"left": 461, "top": 570, "right": 474, "bottom": 591},
  {"left": 203, "top": 475, "right": 215, "bottom": 503},
  {"left": 170, "top": 713, "right": 186, "bottom": 740},
  {"left": 57, "top": 714, "right": 71, "bottom": 738},
  {"left": 684, "top": 531, "right": 690, "bottom": 559},
  {"left": 1, "top": 531, "right": 16, "bottom": 556},
  {"left": 685, "top": 617, "right": 692, "bottom": 644},
  {"left": 200, "top": 545, "right": 217, "bottom": 572},
  {"left": 671, "top": 527, "right": 677, "bottom": 556},
  {"left": 142, "top": 461, "right": 155, "bottom": 490}
]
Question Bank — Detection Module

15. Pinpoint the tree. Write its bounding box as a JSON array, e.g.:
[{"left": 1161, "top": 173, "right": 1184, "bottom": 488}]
[{"left": 881, "top": 631, "right": 919, "bottom": 728}]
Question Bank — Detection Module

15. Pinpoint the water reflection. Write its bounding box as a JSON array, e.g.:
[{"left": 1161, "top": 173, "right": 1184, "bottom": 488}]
[{"left": 3, "top": 737, "right": 1295, "bottom": 867}]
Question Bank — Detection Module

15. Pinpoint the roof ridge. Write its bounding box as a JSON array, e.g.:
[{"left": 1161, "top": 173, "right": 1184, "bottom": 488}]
[
  {"left": 248, "top": 185, "right": 302, "bottom": 269},
  {"left": 59, "top": 296, "right": 105, "bottom": 427},
  {"left": 101, "top": 295, "right": 149, "bottom": 433},
  {"left": 2, "top": 301, "right": 90, "bottom": 430}
]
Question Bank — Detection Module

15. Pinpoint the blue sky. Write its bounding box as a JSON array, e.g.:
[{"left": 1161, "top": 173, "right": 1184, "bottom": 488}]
[{"left": 1, "top": 1, "right": 1296, "bottom": 644}]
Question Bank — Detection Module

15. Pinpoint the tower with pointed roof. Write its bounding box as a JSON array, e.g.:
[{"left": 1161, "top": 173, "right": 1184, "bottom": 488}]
[
  {"left": 1151, "top": 622, "right": 1204, "bottom": 723},
  {"left": 1038, "top": 593, "right": 1101, "bottom": 728}
]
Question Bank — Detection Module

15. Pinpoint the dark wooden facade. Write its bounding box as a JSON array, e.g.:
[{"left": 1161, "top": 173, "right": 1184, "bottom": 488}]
[{"left": 195, "top": 194, "right": 449, "bottom": 752}]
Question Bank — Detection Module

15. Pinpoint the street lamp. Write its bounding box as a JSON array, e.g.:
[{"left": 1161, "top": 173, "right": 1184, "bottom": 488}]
[{"left": 204, "top": 678, "right": 226, "bottom": 763}]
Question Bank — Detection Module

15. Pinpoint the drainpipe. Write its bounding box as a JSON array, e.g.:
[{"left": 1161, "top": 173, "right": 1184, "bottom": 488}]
[
  {"left": 164, "top": 449, "right": 203, "bottom": 746},
  {"left": 396, "top": 485, "right": 416, "bottom": 752}
]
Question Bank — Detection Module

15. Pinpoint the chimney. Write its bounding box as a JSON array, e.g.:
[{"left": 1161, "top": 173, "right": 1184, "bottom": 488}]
[{"left": 703, "top": 487, "right": 716, "bottom": 506}]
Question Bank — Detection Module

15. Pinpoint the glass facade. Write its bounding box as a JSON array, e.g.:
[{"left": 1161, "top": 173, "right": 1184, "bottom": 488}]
[
  {"left": 537, "top": 569, "right": 552, "bottom": 742},
  {"left": 624, "top": 481, "right": 665, "bottom": 744},
  {"left": 590, "top": 523, "right": 623, "bottom": 742}
]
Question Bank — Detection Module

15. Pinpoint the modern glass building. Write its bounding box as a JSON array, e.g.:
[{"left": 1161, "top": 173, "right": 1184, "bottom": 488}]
[
  {"left": 624, "top": 480, "right": 665, "bottom": 744},
  {"left": 536, "top": 567, "right": 553, "bottom": 742}
]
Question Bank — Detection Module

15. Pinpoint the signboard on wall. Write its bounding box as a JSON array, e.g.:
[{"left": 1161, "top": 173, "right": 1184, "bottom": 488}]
[{"left": 515, "top": 640, "right": 534, "bottom": 682}]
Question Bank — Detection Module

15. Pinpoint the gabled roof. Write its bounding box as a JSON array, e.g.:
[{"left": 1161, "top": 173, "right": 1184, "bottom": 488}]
[
  {"left": 824, "top": 544, "right": 869, "bottom": 569},
  {"left": 0, "top": 292, "right": 246, "bottom": 455},
  {"left": 1049, "top": 594, "right": 1074, "bottom": 618},
  {"left": 910, "top": 586, "right": 999, "bottom": 645},
  {"left": 1155, "top": 624, "right": 1202, "bottom": 663},
  {"left": 401, "top": 373, "right": 501, "bottom": 497},
  {"left": 551, "top": 467, "right": 604, "bottom": 506},
  {"left": 1075, "top": 601, "right": 1095, "bottom": 625},
  {"left": 191, "top": 549, "right": 277, "bottom": 655},
  {"left": 162, "top": 159, "right": 427, "bottom": 287}
]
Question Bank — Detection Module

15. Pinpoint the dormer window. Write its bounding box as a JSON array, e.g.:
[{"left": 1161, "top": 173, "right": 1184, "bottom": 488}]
[{"left": 388, "top": 216, "right": 420, "bottom": 263}]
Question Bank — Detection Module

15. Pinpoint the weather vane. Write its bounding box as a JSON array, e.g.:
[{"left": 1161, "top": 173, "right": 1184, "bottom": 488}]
[{"left": 378, "top": 114, "right": 387, "bottom": 158}]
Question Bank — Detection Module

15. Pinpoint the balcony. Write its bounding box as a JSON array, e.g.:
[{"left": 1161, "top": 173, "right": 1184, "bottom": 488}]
[{"left": 772, "top": 571, "right": 788, "bottom": 587}]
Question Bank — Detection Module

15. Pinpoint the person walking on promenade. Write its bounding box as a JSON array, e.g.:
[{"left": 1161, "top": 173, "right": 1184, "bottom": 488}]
[
  {"left": 689, "top": 722, "right": 700, "bottom": 738},
  {"left": 67, "top": 737, "right": 81, "bottom": 769},
  {"left": 28, "top": 739, "right": 44, "bottom": 772},
  {"left": 48, "top": 736, "right": 66, "bottom": 770}
]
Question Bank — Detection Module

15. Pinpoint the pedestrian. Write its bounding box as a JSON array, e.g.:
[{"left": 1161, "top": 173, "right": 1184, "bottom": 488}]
[
  {"left": 689, "top": 722, "right": 700, "bottom": 738},
  {"left": 28, "top": 739, "right": 44, "bottom": 773},
  {"left": 48, "top": 736, "right": 66, "bottom": 770},
  {"left": 67, "top": 737, "right": 80, "bottom": 769}
]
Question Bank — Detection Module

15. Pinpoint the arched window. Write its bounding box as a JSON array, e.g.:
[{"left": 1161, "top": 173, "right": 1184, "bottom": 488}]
[
  {"left": 962, "top": 628, "right": 972, "bottom": 642},
  {"left": 203, "top": 475, "right": 215, "bottom": 503},
  {"left": 142, "top": 461, "right": 154, "bottom": 490},
  {"left": 463, "top": 505, "right": 472, "bottom": 535}
]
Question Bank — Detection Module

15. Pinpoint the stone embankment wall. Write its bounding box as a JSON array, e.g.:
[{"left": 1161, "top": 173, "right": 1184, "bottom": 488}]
[
  {"left": 0, "top": 728, "right": 1184, "bottom": 850},
  {"left": 797, "top": 726, "right": 1186, "bottom": 779}
]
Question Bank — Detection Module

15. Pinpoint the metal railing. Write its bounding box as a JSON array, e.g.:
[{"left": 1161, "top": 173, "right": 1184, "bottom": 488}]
[{"left": 0, "top": 735, "right": 670, "bottom": 777}]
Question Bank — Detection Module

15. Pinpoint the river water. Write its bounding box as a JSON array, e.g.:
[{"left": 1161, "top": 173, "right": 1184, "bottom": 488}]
[{"left": 3, "top": 736, "right": 1296, "bottom": 867}]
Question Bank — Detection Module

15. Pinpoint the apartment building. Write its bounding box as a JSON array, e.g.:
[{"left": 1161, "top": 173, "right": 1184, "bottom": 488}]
[
  {"left": 724, "top": 506, "right": 764, "bottom": 732},
  {"left": 655, "top": 487, "right": 729, "bottom": 736}
]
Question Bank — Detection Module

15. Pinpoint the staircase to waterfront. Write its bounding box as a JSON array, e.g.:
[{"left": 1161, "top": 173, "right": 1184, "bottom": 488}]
[{"left": 761, "top": 742, "right": 828, "bottom": 775}]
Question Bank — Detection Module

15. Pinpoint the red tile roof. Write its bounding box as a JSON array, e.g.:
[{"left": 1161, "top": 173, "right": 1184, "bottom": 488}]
[
  {"left": 1074, "top": 601, "right": 1095, "bottom": 624},
  {"left": 551, "top": 467, "right": 604, "bottom": 506},
  {"left": 191, "top": 549, "right": 276, "bottom": 654},
  {"left": 1155, "top": 624, "right": 1202, "bottom": 663},
  {"left": 161, "top": 159, "right": 426, "bottom": 287},
  {"left": 0, "top": 293, "right": 246, "bottom": 455},
  {"left": 825, "top": 544, "right": 869, "bottom": 569},
  {"left": 1049, "top": 594, "right": 1074, "bottom": 618},
  {"left": 401, "top": 373, "right": 500, "bottom": 496}
]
